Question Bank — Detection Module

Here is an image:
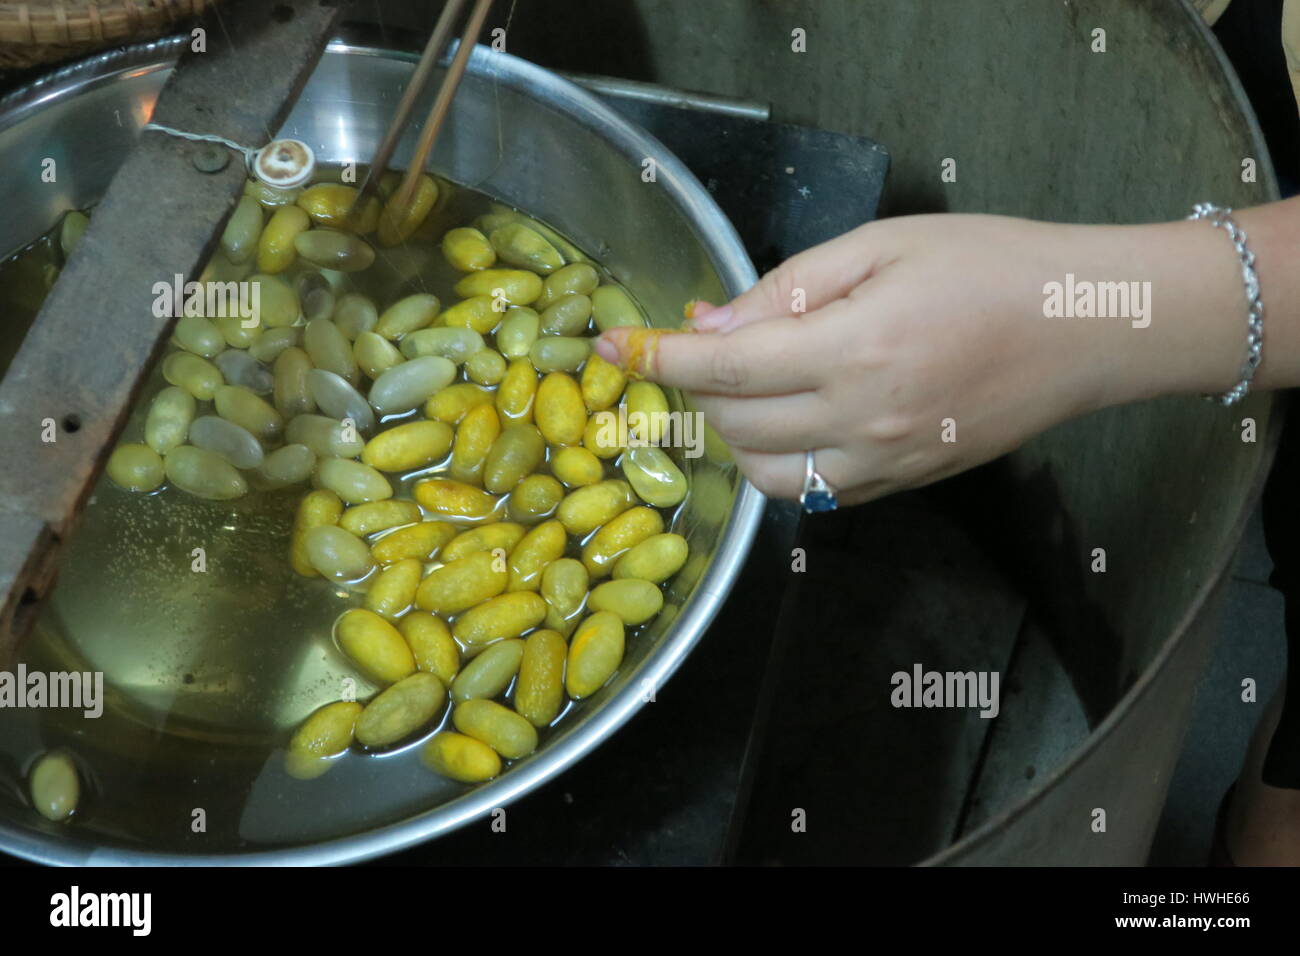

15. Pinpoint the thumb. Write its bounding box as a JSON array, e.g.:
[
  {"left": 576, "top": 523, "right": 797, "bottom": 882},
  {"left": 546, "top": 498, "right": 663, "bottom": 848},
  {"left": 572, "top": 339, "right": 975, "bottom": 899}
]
[{"left": 693, "top": 219, "right": 886, "bottom": 332}]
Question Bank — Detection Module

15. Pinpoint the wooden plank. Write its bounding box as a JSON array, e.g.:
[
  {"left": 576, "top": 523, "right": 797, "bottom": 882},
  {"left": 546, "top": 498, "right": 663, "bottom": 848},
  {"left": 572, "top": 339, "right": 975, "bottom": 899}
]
[{"left": 0, "top": 0, "right": 342, "bottom": 660}]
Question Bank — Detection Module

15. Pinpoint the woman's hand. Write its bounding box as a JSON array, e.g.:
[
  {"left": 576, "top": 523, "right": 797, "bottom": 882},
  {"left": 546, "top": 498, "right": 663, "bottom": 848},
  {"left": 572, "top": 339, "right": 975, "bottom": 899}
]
[{"left": 594, "top": 212, "right": 1247, "bottom": 505}]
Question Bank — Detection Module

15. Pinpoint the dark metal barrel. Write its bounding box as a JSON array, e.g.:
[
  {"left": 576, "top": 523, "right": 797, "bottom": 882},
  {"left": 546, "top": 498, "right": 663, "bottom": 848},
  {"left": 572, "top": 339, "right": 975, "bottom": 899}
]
[{"left": 462, "top": 0, "right": 1280, "bottom": 864}]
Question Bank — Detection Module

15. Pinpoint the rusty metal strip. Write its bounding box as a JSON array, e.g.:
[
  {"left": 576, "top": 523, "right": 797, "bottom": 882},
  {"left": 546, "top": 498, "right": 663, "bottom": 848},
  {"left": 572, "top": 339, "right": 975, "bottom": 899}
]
[{"left": 0, "top": 0, "right": 343, "bottom": 660}]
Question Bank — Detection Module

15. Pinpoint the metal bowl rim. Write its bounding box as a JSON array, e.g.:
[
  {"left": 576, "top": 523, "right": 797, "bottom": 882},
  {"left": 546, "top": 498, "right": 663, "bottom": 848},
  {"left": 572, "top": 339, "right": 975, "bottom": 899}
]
[{"left": 0, "top": 35, "right": 764, "bottom": 866}]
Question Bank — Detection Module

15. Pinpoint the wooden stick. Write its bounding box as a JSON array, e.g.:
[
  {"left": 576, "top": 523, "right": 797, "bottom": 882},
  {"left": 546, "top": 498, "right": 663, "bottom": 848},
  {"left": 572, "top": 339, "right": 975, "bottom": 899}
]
[
  {"left": 0, "top": 0, "right": 341, "bottom": 659},
  {"left": 349, "top": 0, "right": 466, "bottom": 222},
  {"left": 385, "top": 0, "right": 493, "bottom": 218}
]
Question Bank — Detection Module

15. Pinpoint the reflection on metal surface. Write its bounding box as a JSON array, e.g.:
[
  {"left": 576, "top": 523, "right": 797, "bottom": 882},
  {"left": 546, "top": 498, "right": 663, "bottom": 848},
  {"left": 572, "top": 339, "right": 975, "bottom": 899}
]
[{"left": 559, "top": 71, "right": 772, "bottom": 121}]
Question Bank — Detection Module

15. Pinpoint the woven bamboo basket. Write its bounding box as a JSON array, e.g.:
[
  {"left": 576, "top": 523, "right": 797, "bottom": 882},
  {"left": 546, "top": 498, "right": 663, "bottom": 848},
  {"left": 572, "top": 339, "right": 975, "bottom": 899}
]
[{"left": 0, "top": 1, "right": 219, "bottom": 70}]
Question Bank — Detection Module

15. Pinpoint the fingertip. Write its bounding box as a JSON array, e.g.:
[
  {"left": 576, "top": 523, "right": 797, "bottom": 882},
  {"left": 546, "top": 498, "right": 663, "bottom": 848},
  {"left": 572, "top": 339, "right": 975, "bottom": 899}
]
[
  {"left": 594, "top": 329, "right": 626, "bottom": 365},
  {"left": 595, "top": 335, "right": 618, "bottom": 366}
]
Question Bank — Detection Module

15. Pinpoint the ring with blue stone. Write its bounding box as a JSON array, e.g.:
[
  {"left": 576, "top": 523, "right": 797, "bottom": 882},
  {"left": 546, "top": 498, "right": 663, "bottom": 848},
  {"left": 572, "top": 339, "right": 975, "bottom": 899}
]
[{"left": 800, "top": 450, "right": 838, "bottom": 513}]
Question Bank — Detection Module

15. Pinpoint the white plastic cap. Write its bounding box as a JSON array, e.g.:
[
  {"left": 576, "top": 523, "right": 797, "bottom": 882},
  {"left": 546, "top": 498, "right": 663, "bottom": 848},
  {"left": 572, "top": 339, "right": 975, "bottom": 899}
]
[{"left": 252, "top": 139, "right": 316, "bottom": 189}]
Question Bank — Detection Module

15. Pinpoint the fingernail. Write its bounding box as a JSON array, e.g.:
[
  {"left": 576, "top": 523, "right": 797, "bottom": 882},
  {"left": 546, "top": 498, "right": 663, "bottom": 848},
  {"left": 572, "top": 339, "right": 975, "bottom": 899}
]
[
  {"left": 594, "top": 335, "right": 621, "bottom": 364},
  {"left": 685, "top": 300, "right": 717, "bottom": 321},
  {"left": 691, "top": 303, "right": 733, "bottom": 331}
]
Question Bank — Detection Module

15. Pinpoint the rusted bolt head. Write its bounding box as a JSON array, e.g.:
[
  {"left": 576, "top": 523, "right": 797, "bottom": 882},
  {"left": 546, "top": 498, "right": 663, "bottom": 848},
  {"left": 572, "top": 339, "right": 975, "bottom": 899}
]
[{"left": 192, "top": 144, "right": 230, "bottom": 173}]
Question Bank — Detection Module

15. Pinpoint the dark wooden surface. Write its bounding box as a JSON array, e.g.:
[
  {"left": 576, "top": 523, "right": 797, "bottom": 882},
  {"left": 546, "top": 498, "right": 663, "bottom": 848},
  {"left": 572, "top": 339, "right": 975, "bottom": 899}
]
[{"left": 0, "top": 0, "right": 342, "bottom": 661}]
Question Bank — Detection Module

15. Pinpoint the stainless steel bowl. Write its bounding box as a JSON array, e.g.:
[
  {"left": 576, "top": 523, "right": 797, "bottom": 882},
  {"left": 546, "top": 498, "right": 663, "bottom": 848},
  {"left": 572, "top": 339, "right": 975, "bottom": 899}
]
[{"left": 0, "top": 36, "right": 762, "bottom": 864}]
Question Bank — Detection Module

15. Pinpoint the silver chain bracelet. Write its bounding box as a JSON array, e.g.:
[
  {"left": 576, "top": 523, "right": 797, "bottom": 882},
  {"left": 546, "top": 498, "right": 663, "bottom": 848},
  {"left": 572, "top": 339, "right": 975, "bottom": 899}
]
[{"left": 1187, "top": 202, "right": 1264, "bottom": 406}]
